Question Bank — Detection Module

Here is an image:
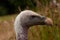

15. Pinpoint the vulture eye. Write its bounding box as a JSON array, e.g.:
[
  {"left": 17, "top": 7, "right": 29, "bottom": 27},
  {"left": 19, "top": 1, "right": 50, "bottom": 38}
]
[{"left": 31, "top": 15, "right": 37, "bottom": 18}]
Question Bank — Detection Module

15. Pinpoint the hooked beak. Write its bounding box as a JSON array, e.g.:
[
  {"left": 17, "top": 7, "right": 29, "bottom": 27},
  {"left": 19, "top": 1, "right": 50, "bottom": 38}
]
[{"left": 44, "top": 17, "right": 53, "bottom": 26}]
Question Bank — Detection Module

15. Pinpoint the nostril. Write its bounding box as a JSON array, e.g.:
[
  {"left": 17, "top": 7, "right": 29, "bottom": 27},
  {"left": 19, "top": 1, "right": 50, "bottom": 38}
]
[{"left": 45, "top": 18, "right": 53, "bottom": 26}]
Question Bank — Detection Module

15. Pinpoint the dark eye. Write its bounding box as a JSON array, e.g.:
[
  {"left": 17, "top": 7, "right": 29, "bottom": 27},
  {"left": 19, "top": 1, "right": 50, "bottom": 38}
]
[{"left": 31, "top": 15, "right": 37, "bottom": 18}]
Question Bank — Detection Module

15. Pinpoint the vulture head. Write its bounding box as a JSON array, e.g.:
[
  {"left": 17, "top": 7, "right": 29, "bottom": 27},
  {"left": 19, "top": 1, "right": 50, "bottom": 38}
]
[
  {"left": 14, "top": 10, "right": 53, "bottom": 40},
  {"left": 19, "top": 10, "right": 53, "bottom": 27}
]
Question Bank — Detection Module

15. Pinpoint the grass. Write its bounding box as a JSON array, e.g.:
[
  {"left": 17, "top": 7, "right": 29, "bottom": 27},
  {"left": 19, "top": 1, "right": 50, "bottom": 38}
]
[
  {"left": 0, "top": 14, "right": 17, "bottom": 40},
  {"left": 0, "top": 9, "right": 60, "bottom": 40}
]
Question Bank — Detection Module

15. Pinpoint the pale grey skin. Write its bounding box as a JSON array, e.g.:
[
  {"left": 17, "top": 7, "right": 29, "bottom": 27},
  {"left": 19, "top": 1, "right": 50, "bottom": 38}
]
[{"left": 14, "top": 10, "right": 53, "bottom": 40}]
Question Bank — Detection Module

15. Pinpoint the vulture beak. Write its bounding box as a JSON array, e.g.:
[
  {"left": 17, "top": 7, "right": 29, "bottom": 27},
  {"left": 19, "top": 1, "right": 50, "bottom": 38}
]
[{"left": 45, "top": 17, "right": 53, "bottom": 26}]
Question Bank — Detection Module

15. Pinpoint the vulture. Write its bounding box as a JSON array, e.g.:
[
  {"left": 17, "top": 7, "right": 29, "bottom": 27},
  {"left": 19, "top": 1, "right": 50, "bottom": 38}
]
[{"left": 14, "top": 10, "right": 53, "bottom": 40}]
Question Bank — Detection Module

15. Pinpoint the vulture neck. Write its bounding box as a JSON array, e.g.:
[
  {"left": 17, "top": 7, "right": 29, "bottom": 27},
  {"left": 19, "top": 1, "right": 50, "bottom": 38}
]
[{"left": 17, "top": 24, "right": 29, "bottom": 40}]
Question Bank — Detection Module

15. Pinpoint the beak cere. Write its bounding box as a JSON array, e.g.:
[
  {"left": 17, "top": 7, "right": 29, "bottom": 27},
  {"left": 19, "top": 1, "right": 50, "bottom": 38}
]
[{"left": 45, "top": 18, "right": 53, "bottom": 26}]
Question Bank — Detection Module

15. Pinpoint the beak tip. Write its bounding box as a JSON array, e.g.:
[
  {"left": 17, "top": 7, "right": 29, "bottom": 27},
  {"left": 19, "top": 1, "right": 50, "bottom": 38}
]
[{"left": 45, "top": 18, "right": 53, "bottom": 26}]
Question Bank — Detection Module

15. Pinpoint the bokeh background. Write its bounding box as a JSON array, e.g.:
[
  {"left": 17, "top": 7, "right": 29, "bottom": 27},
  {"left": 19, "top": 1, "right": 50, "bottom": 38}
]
[{"left": 0, "top": 0, "right": 60, "bottom": 40}]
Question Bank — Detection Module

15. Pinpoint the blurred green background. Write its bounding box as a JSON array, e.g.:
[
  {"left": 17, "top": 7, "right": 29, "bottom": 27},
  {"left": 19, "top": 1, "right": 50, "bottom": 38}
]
[{"left": 0, "top": 0, "right": 60, "bottom": 40}]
